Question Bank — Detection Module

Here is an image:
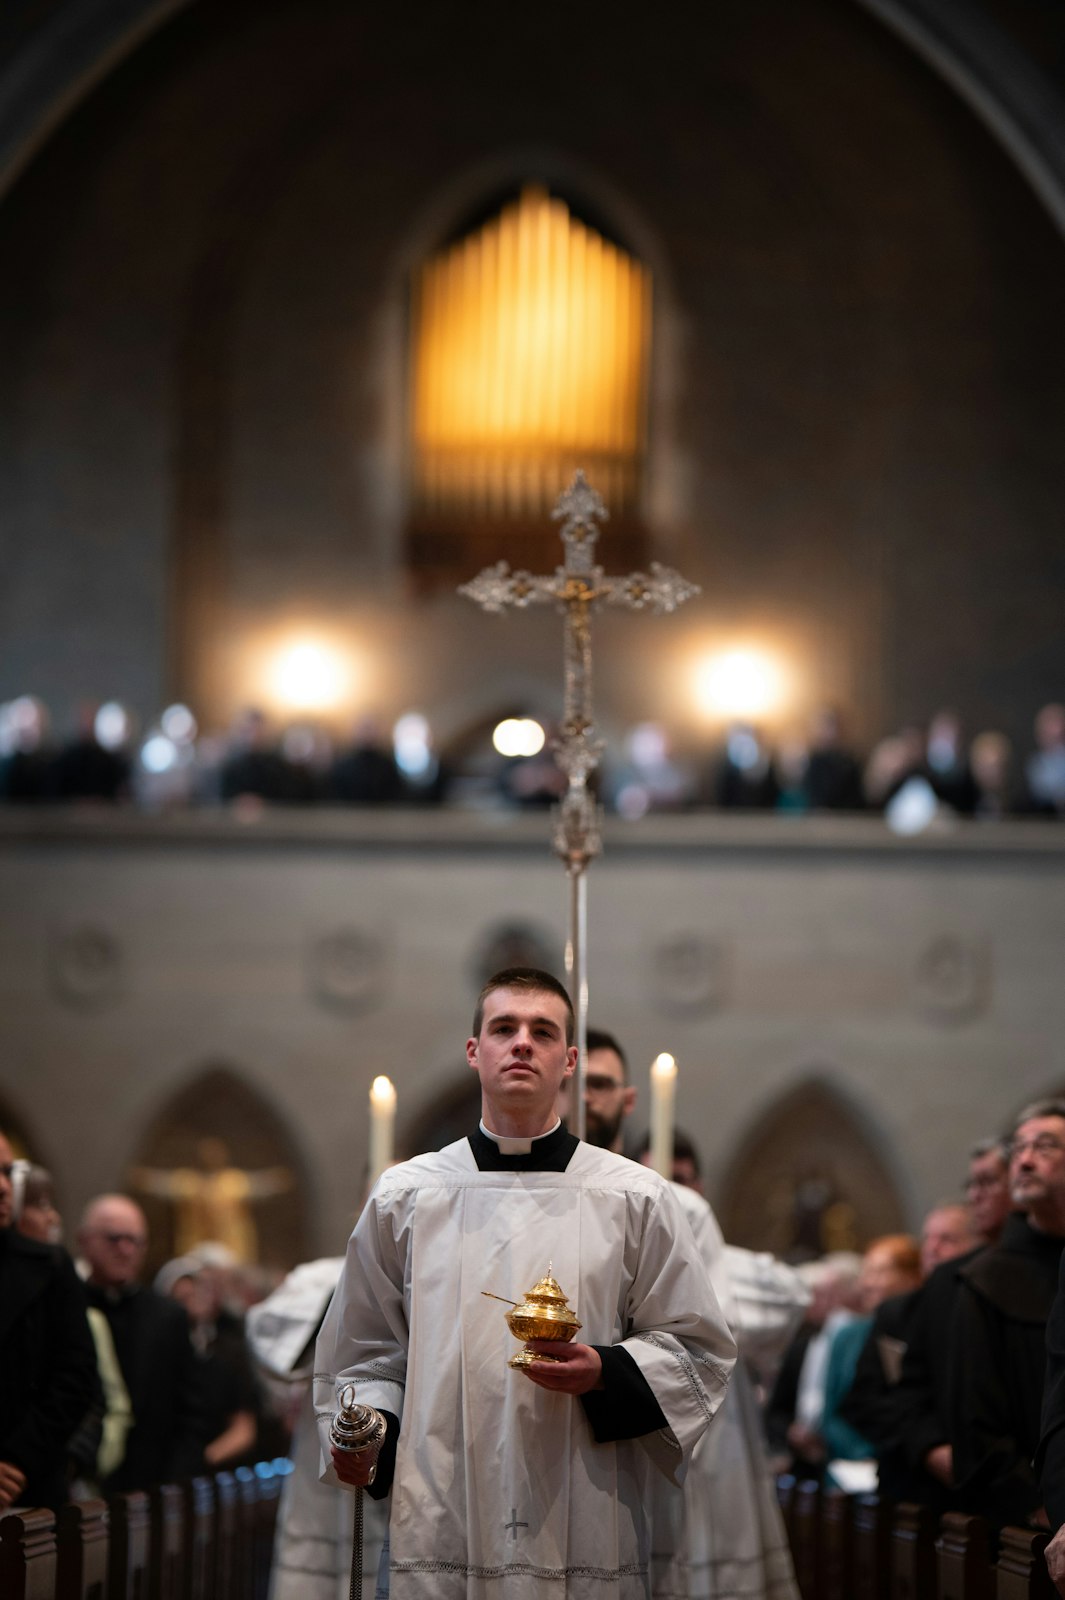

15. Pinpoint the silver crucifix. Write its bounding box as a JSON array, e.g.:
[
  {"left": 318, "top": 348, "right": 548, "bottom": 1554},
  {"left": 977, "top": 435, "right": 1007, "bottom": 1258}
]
[{"left": 459, "top": 471, "right": 699, "bottom": 1140}]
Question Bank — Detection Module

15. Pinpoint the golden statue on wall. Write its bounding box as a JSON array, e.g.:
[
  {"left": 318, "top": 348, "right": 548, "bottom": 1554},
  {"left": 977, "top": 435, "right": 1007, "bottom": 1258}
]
[{"left": 131, "top": 1135, "right": 291, "bottom": 1263}]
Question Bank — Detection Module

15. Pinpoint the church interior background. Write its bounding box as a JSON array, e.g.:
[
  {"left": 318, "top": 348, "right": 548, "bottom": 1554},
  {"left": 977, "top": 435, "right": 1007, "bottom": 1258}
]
[{"left": 2, "top": 0, "right": 1065, "bottom": 1276}]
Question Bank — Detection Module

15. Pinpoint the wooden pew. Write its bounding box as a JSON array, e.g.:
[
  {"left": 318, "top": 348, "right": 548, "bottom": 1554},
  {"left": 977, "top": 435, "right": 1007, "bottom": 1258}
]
[
  {"left": 776, "top": 1473, "right": 797, "bottom": 1547},
  {"left": 792, "top": 1479, "right": 821, "bottom": 1598},
  {"left": 107, "top": 1492, "right": 149, "bottom": 1600},
  {"left": 233, "top": 1467, "right": 258, "bottom": 1600},
  {"left": 937, "top": 1511, "right": 993, "bottom": 1600},
  {"left": 890, "top": 1501, "right": 936, "bottom": 1600},
  {"left": 852, "top": 1494, "right": 891, "bottom": 1600},
  {"left": 212, "top": 1472, "right": 240, "bottom": 1600},
  {"left": 250, "top": 1461, "right": 283, "bottom": 1600},
  {"left": 56, "top": 1499, "right": 109, "bottom": 1600},
  {"left": 820, "top": 1487, "right": 853, "bottom": 1600},
  {"left": 0, "top": 1508, "right": 58, "bottom": 1600},
  {"left": 148, "top": 1486, "right": 184, "bottom": 1600},
  {"left": 995, "top": 1526, "right": 1054, "bottom": 1600},
  {"left": 180, "top": 1478, "right": 213, "bottom": 1600}
]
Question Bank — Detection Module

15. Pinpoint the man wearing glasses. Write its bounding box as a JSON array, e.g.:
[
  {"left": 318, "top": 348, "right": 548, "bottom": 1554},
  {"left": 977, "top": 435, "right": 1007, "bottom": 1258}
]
[
  {"left": 946, "top": 1101, "right": 1065, "bottom": 1527},
  {"left": 78, "top": 1194, "right": 206, "bottom": 1490},
  {"left": 964, "top": 1136, "right": 1011, "bottom": 1245}
]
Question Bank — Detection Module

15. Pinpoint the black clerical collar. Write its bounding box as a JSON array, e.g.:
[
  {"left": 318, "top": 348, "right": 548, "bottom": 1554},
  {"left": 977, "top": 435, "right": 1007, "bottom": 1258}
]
[{"left": 469, "top": 1120, "right": 579, "bottom": 1172}]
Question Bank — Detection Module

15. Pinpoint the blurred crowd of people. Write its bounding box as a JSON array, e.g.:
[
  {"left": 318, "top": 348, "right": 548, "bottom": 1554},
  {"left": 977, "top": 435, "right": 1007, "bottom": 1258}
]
[
  {"left": 3, "top": 694, "right": 1065, "bottom": 826},
  {"left": 7, "top": 1092, "right": 1065, "bottom": 1556},
  {"left": 0, "top": 1143, "right": 290, "bottom": 1516},
  {"left": 765, "top": 1104, "right": 1065, "bottom": 1554}
]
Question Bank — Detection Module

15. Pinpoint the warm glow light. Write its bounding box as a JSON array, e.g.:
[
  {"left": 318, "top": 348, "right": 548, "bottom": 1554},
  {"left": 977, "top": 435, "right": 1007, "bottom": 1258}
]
[
  {"left": 651, "top": 1052, "right": 677, "bottom": 1083},
  {"left": 694, "top": 648, "right": 787, "bottom": 720},
  {"left": 412, "top": 186, "right": 652, "bottom": 518},
  {"left": 493, "top": 717, "right": 546, "bottom": 758},
  {"left": 269, "top": 639, "right": 351, "bottom": 713}
]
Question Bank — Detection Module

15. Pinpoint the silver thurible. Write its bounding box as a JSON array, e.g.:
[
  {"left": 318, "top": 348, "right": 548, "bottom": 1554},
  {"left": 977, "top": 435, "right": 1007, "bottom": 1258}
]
[{"left": 329, "top": 1383, "right": 387, "bottom": 1485}]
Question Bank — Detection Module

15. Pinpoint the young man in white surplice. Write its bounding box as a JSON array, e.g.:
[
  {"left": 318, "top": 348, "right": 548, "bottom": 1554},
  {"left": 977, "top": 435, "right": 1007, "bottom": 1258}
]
[{"left": 314, "top": 967, "right": 736, "bottom": 1600}]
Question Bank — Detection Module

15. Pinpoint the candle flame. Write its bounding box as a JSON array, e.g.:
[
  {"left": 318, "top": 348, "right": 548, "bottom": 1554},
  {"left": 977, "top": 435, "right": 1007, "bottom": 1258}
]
[
  {"left": 651, "top": 1053, "right": 677, "bottom": 1080},
  {"left": 370, "top": 1075, "right": 397, "bottom": 1107}
]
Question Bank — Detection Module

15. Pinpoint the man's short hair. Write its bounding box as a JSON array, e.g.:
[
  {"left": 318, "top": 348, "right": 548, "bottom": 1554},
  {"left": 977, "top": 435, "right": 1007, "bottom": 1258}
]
[
  {"left": 1012, "top": 1099, "right": 1065, "bottom": 1137},
  {"left": 866, "top": 1233, "right": 922, "bottom": 1278},
  {"left": 633, "top": 1128, "right": 702, "bottom": 1177},
  {"left": 969, "top": 1135, "right": 1009, "bottom": 1165},
  {"left": 586, "top": 1027, "right": 628, "bottom": 1079},
  {"left": 473, "top": 967, "right": 575, "bottom": 1044}
]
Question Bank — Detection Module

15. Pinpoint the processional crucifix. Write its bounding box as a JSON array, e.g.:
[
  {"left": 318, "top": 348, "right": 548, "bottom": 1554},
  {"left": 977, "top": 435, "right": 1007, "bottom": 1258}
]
[{"left": 460, "top": 472, "right": 699, "bottom": 1140}]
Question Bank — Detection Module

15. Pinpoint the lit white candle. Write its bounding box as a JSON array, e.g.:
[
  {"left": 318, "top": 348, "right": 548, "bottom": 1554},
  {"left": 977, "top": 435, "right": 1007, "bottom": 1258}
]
[
  {"left": 368, "top": 1075, "right": 397, "bottom": 1187},
  {"left": 649, "top": 1053, "right": 677, "bottom": 1180}
]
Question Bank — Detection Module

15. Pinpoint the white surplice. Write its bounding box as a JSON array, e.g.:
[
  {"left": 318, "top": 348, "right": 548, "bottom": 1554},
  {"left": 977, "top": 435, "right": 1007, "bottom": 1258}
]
[
  {"left": 313, "top": 1138, "right": 736, "bottom": 1600},
  {"left": 246, "top": 1257, "right": 387, "bottom": 1600},
  {"left": 649, "top": 1185, "right": 806, "bottom": 1600}
]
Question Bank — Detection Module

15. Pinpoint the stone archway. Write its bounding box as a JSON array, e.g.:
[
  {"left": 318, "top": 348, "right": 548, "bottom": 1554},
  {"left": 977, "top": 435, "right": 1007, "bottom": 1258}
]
[
  {"left": 402, "top": 1066, "right": 483, "bottom": 1161},
  {"left": 127, "top": 1062, "right": 310, "bottom": 1280},
  {"left": 716, "top": 1075, "right": 907, "bottom": 1259}
]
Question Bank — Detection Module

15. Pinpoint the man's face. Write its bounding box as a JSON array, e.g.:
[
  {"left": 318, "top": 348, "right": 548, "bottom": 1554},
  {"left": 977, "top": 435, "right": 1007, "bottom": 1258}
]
[
  {"left": 1009, "top": 1117, "right": 1065, "bottom": 1212},
  {"left": 467, "top": 987, "right": 576, "bottom": 1122},
  {"left": 966, "top": 1149, "right": 1011, "bottom": 1238},
  {"left": 79, "top": 1198, "right": 148, "bottom": 1289},
  {"left": 582, "top": 1047, "right": 636, "bottom": 1149},
  {"left": 671, "top": 1155, "right": 703, "bottom": 1193},
  {"left": 920, "top": 1205, "right": 977, "bottom": 1275},
  {"left": 859, "top": 1243, "right": 919, "bottom": 1312},
  {"left": 0, "top": 1134, "right": 13, "bottom": 1230}
]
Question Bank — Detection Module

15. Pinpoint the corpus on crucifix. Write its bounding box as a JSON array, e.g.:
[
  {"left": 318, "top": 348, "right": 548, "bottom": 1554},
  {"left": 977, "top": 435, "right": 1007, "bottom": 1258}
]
[{"left": 460, "top": 471, "right": 699, "bottom": 1140}]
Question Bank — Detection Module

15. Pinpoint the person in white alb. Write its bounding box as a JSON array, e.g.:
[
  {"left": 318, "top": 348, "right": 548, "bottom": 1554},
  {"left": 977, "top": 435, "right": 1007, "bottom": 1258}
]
[{"left": 314, "top": 968, "right": 736, "bottom": 1599}]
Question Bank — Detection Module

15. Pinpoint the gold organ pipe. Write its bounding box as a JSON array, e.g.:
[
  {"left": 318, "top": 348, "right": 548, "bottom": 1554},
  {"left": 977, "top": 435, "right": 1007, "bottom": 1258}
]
[{"left": 412, "top": 185, "right": 651, "bottom": 518}]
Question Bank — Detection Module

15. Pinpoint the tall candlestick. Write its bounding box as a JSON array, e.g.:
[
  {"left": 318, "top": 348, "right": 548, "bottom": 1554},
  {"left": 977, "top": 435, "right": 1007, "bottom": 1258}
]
[
  {"left": 649, "top": 1053, "right": 677, "bottom": 1180},
  {"left": 368, "top": 1075, "right": 397, "bottom": 1188}
]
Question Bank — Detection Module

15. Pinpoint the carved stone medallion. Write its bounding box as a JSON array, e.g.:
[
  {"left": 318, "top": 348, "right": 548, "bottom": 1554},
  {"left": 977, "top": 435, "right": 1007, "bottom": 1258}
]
[
  {"left": 650, "top": 932, "right": 728, "bottom": 1015},
  {"left": 912, "top": 933, "right": 990, "bottom": 1023},
  {"left": 50, "top": 923, "right": 123, "bottom": 1009},
  {"left": 308, "top": 926, "right": 386, "bottom": 1013}
]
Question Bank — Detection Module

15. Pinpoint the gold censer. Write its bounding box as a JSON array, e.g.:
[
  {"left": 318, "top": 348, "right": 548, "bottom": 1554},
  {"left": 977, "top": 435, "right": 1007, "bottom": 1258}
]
[{"left": 483, "top": 1267, "right": 582, "bottom": 1369}]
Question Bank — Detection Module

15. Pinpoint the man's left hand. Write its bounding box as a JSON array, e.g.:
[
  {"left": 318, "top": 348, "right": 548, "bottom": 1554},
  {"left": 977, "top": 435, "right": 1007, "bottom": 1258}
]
[
  {"left": 1045, "top": 1521, "right": 1065, "bottom": 1595},
  {"left": 520, "top": 1341, "right": 603, "bottom": 1394},
  {"left": 0, "top": 1461, "right": 26, "bottom": 1509}
]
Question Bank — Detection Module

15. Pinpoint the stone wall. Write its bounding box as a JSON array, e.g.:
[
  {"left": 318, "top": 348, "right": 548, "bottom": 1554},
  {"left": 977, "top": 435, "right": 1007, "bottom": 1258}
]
[{"left": 2, "top": 808, "right": 1060, "bottom": 1261}]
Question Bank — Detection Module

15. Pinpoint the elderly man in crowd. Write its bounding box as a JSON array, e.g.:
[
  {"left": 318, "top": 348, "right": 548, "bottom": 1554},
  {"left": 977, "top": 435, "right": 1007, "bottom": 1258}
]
[
  {"left": 888, "top": 1135, "right": 1012, "bottom": 1504},
  {"left": 0, "top": 1130, "right": 97, "bottom": 1511},
  {"left": 945, "top": 1101, "right": 1065, "bottom": 1526},
  {"left": 965, "top": 1136, "right": 1011, "bottom": 1245},
  {"left": 79, "top": 1193, "right": 206, "bottom": 1491}
]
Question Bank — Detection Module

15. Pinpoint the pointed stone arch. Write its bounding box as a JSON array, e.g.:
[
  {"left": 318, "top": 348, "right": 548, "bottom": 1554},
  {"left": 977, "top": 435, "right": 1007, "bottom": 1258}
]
[
  {"left": 716, "top": 1074, "right": 907, "bottom": 1259},
  {"left": 127, "top": 1063, "right": 310, "bottom": 1279},
  {"left": 402, "top": 1067, "right": 483, "bottom": 1162},
  {"left": 0, "top": 1095, "right": 45, "bottom": 1167}
]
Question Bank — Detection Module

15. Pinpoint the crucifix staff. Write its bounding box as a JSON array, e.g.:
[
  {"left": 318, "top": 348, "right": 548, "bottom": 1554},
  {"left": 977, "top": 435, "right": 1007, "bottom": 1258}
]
[{"left": 460, "top": 470, "right": 699, "bottom": 1140}]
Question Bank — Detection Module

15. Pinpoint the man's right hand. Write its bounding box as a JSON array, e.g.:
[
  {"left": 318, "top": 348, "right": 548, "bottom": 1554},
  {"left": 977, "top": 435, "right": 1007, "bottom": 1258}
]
[
  {"left": 0, "top": 1461, "right": 27, "bottom": 1509},
  {"left": 786, "top": 1421, "right": 825, "bottom": 1463},
  {"left": 1046, "top": 1522, "right": 1065, "bottom": 1595},
  {"left": 923, "top": 1444, "right": 954, "bottom": 1486},
  {"left": 330, "top": 1444, "right": 381, "bottom": 1488}
]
